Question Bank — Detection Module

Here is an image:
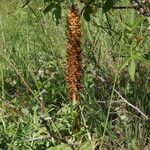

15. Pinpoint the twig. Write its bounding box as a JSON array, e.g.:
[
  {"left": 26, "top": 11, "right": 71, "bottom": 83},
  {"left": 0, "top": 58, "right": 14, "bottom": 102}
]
[
  {"left": 112, "top": 6, "right": 133, "bottom": 9},
  {"left": 28, "top": 134, "right": 51, "bottom": 142},
  {"left": 40, "top": 116, "right": 79, "bottom": 150},
  {"left": 21, "top": 0, "right": 31, "bottom": 8},
  {"left": 114, "top": 89, "right": 148, "bottom": 120},
  {"left": 97, "top": 76, "right": 149, "bottom": 120}
]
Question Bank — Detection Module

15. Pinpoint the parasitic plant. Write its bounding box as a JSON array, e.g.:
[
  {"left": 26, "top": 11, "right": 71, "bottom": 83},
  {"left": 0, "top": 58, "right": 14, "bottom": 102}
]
[{"left": 66, "top": 5, "right": 82, "bottom": 105}]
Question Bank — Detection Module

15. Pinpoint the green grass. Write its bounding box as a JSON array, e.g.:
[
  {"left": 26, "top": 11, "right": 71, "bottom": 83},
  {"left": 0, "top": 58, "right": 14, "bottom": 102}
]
[{"left": 0, "top": 0, "right": 150, "bottom": 149}]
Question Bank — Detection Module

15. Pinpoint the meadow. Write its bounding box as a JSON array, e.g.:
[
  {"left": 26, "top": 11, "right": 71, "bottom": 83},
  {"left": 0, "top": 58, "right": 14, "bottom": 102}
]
[{"left": 0, "top": 0, "right": 150, "bottom": 149}]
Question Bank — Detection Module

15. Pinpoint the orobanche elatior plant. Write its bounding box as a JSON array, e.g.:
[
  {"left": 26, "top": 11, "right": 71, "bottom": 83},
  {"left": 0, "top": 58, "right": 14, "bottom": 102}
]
[
  {"left": 66, "top": 5, "right": 82, "bottom": 104},
  {"left": 42, "top": 0, "right": 150, "bottom": 101},
  {"left": 42, "top": 1, "right": 149, "bottom": 111},
  {"left": 42, "top": 0, "right": 122, "bottom": 103}
]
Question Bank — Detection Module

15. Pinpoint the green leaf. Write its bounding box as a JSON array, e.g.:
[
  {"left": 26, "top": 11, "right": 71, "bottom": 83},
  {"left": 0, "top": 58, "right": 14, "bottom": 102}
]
[
  {"left": 128, "top": 9, "right": 135, "bottom": 26},
  {"left": 131, "top": 16, "right": 145, "bottom": 31},
  {"left": 80, "top": 142, "right": 91, "bottom": 150},
  {"left": 43, "top": 3, "right": 55, "bottom": 14},
  {"left": 47, "top": 144, "right": 72, "bottom": 150},
  {"left": 119, "top": 57, "right": 131, "bottom": 71},
  {"left": 83, "top": 4, "right": 92, "bottom": 22},
  {"left": 133, "top": 53, "right": 149, "bottom": 64},
  {"left": 52, "top": 4, "right": 62, "bottom": 25},
  {"left": 128, "top": 60, "right": 136, "bottom": 81},
  {"left": 102, "top": 0, "right": 116, "bottom": 13}
]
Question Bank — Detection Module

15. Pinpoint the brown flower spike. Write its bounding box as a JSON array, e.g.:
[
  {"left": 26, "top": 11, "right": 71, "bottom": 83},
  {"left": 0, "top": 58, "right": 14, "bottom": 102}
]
[{"left": 66, "top": 5, "right": 82, "bottom": 104}]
